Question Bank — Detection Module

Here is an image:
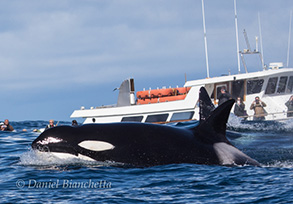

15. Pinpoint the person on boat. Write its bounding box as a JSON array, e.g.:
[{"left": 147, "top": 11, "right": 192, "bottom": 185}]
[
  {"left": 72, "top": 120, "right": 78, "bottom": 126},
  {"left": 1, "top": 119, "right": 14, "bottom": 131},
  {"left": 285, "top": 95, "right": 293, "bottom": 117},
  {"left": 234, "top": 97, "right": 248, "bottom": 120},
  {"left": 217, "top": 87, "right": 232, "bottom": 106},
  {"left": 250, "top": 96, "right": 267, "bottom": 121},
  {"left": 45, "top": 120, "right": 56, "bottom": 130}
]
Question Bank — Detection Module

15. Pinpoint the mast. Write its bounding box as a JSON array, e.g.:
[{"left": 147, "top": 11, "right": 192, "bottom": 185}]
[
  {"left": 234, "top": 0, "right": 241, "bottom": 73},
  {"left": 258, "top": 12, "right": 265, "bottom": 69},
  {"left": 201, "top": 0, "right": 210, "bottom": 78},
  {"left": 239, "top": 28, "right": 263, "bottom": 73},
  {"left": 287, "top": 10, "right": 292, "bottom": 67}
]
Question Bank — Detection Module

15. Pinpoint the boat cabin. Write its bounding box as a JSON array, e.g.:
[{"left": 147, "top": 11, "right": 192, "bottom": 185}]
[{"left": 71, "top": 66, "right": 293, "bottom": 124}]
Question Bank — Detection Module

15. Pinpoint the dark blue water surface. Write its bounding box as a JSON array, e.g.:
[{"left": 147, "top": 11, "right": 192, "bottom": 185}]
[{"left": 1, "top": 119, "right": 293, "bottom": 203}]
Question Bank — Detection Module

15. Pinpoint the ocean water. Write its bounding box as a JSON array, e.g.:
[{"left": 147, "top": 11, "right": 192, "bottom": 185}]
[{"left": 1, "top": 119, "right": 293, "bottom": 203}]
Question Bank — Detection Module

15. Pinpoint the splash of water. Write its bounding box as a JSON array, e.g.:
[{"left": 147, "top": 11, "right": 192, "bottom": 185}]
[
  {"left": 227, "top": 114, "right": 293, "bottom": 132},
  {"left": 18, "top": 149, "right": 124, "bottom": 169},
  {"left": 263, "top": 160, "right": 293, "bottom": 168}
]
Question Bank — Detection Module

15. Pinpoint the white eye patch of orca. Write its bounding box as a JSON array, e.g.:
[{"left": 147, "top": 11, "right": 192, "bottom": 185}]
[{"left": 78, "top": 140, "right": 115, "bottom": 152}]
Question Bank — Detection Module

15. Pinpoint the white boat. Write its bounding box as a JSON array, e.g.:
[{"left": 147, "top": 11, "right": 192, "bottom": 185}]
[{"left": 70, "top": 63, "right": 293, "bottom": 124}]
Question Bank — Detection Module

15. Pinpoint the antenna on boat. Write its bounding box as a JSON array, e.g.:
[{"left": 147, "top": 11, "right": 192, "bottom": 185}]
[
  {"left": 255, "top": 36, "right": 259, "bottom": 52},
  {"left": 239, "top": 28, "right": 264, "bottom": 73},
  {"left": 258, "top": 12, "right": 265, "bottom": 69},
  {"left": 243, "top": 29, "right": 251, "bottom": 52},
  {"left": 287, "top": 10, "right": 292, "bottom": 67},
  {"left": 239, "top": 29, "right": 249, "bottom": 73},
  {"left": 234, "top": 0, "right": 241, "bottom": 73},
  {"left": 201, "top": 0, "right": 210, "bottom": 78}
]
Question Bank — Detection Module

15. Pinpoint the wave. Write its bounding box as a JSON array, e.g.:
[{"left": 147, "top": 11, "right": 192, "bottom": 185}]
[
  {"left": 262, "top": 160, "right": 293, "bottom": 168},
  {"left": 227, "top": 114, "right": 293, "bottom": 132},
  {"left": 18, "top": 149, "right": 125, "bottom": 170},
  {"left": 18, "top": 149, "right": 293, "bottom": 171},
  {"left": 167, "top": 114, "right": 293, "bottom": 133}
]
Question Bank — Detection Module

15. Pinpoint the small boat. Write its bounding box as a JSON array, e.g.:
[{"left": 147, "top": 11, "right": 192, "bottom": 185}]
[{"left": 70, "top": 63, "right": 293, "bottom": 124}]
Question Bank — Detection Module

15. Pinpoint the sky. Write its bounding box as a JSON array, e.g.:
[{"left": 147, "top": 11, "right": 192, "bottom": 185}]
[{"left": 0, "top": 0, "right": 292, "bottom": 122}]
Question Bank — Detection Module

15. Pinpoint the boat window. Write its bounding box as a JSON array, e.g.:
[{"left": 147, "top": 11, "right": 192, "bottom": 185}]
[
  {"left": 216, "top": 86, "right": 224, "bottom": 98},
  {"left": 214, "top": 84, "right": 228, "bottom": 99},
  {"left": 170, "top": 111, "right": 194, "bottom": 122},
  {"left": 247, "top": 79, "right": 264, "bottom": 95},
  {"left": 287, "top": 76, "right": 293, "bottom": 93},
  {"left": 211, "top": 84, "right": 229, "bottom": 100},
  {"left": 232, "top": 80, "right": 245, "bottom": 100},
  {"left": 265, "top": 77, "right": 278, "bottom": 94},
  {"left": 210, "top": 88, "right": 215, "bottom": 99},
  {"left": 145, "top": 114, "right": 169, "bottom": 123},
  {"left": 277, "top": 76, "right": 288, "bottom": 93},
  {"left": 121, "top": 116, "right": 143, "bottom": 122}
]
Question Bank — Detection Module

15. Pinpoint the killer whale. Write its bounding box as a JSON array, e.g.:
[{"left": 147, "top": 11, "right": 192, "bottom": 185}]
[{"left": 31, "top": 87, "right": 260, "bottom": 167}]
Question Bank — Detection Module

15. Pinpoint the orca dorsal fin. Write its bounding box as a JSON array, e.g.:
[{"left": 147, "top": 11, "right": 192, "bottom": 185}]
[
  {"left": 199, "top": 87, "right": 215, "bottom": 122},
  {"left": 195, "top": 98, "right": 235, "bottom": 144}
]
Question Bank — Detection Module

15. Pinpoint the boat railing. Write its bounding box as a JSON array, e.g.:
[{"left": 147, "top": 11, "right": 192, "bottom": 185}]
[
  {"left": 95, "top": 104, "right": 117, "bottom": 109},
  {"left": 239, "top": 110, "right": 293, "bottom": 120}
]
